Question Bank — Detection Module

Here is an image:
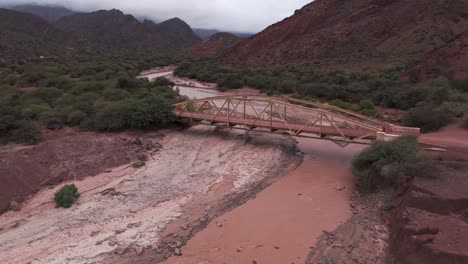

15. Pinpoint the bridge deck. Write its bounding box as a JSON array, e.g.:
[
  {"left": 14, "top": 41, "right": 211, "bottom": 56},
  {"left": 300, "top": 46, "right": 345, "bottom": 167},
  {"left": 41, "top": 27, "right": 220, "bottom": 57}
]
[{"left": 174, "top": 111, "right": 377, "bottom": 139}]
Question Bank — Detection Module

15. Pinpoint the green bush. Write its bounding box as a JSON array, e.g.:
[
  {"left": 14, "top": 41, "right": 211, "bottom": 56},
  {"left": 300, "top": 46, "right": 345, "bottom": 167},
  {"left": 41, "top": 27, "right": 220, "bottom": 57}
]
[
  {"left": 360, "top": 99, "right": 376, "bottom": 116},
  {"left": 21, "top": 104, "right": 51, "bottom": 119},
  {"left": 11, "top": 121, "right": 41, "bottom": 144},
  {"left": 132, "top": 161, "right": 146, "bottom": 168},
  {"left": 330, "top": 99, "right": 353, "bottom": 110},
  {"left": 9, "top": 201, "right": 21, "bottom": 211},
  {"left": 352, "top": 135, "right": 421, "bottom": 193},
  {"left": 404, "top": 103, "right": 452, "bottom": 132},
  {"left": 54, "top": 184, "right": 80, "bottom": 208}
]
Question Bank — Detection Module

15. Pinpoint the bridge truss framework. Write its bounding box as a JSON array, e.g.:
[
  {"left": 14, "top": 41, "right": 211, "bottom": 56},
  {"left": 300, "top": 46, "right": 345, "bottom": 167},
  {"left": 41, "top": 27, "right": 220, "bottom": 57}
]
[{"left": 173, "top": 95, "right": 420, "bottom": 145}]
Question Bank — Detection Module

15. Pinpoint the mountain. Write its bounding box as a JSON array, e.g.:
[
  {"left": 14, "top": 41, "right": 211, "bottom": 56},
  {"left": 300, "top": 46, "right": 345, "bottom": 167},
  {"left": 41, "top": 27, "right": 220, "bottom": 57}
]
[
  {"left": 222, "top": 0, "right": 468, "bottom": 76},
  {"left": 193, "top": 28, "right": 220, "bottom": 40},
  {"left": 194, "top": 28, "right": 255, "bottom": 40},
  {"left": 7, "top": 4, "right": 77, "bottom": 23},
  {"left": 192, "top": 32, "right": 243, "bottom": 56},
  {"left": 406, "top": 30, "right": 468, "bottom": 81},
  {"left": 54, "top": 9, "right": 201, "bottom": 51},
  {"left": 0, "top": 8, "right": 71, "bottom": 61}
]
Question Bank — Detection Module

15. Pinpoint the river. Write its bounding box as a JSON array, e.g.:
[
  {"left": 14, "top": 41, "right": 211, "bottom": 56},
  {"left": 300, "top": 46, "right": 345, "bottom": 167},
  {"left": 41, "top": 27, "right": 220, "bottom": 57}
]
[{"left": 162, "top": 75, "right": 366, "bottom": 263}]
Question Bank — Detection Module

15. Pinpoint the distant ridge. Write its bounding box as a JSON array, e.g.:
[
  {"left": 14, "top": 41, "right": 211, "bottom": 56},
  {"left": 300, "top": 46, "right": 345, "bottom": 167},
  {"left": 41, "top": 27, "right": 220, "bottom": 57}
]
[
  {"left": 192, "top": 32, "right": 243, "bottom": 56},
  {"left": 7, "top": 4, "right": 77, "bottom": 22}
]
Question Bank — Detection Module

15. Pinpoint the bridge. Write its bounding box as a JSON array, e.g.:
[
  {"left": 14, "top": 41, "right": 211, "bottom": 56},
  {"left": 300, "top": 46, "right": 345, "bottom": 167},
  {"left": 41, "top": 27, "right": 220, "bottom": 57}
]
[{"left": 173, "top": 95, "right": 420, "bottom": 145}]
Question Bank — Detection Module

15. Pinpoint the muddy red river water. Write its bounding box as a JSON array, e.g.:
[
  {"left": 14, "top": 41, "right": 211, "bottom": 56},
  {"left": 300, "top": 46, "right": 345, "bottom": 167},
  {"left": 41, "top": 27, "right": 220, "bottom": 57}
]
[{"left": 164, "top": 138, "right": 366, "bottom": 264}]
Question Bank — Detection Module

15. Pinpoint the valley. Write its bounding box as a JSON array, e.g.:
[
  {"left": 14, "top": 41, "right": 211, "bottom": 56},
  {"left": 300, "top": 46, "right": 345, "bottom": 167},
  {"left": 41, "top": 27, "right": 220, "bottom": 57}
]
[{"left": 1, "top": 0, "right": 468, "bottom": 263}]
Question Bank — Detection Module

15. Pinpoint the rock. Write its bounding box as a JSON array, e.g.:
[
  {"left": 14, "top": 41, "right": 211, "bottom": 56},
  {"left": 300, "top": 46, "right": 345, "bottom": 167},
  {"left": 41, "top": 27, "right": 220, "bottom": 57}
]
[
  {"left": 274, "top": 245, "right": 280, "bottom": 249},
  {"left": 146, "top": 142, "right": 155, "bottom": 150},
  {"left": 108, "top": 241, "right": 117, "bottom": 246},
  {"left": 105, "top": 169, "right": 113, "bottom": 173},
  {"left": 216, "top": 222, "right": 223, "bottom": 228},
  {"left": 115, "top": 228, "right": 126, "bottom": 234},
  {"left": 336, "top": 186, "right": 346, "bottom": 191},
  {"left": 174, "top": 248, "right": 182, "bottom": 256},
  {"left": 135, "top": 246, "right": 144, "bottom": 256},
  {"left": 40, "top": 176, "right": 63, "bottom": 186},
  {"left": 176, "top": 241, "right": 183, "bottom": 247}
]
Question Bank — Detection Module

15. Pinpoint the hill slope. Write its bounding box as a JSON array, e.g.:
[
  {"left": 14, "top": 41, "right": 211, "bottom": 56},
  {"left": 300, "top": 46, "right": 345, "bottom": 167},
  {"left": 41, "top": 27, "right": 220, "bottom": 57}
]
[
  {"left": 0, "top": 8, "right": 70, "bottom": 61},
  {"left": 8, "top": 4, "right": 77, "bottom": 23},
  {"left": 191, "top": 32, "right": 243, "bottom": 56},
  {"left": 54, "top": 9, "right": 201, "bottom": 51},
  {"left": 223, "top": 0, "right": 468, "bottom": 74}
]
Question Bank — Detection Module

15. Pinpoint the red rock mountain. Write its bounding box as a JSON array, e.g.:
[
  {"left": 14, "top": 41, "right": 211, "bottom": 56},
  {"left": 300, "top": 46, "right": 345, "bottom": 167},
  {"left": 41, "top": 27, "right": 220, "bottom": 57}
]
[
  {"left": 191, "top": 32, "right": 243, "bottom": 56},
  {"left": 223, "top": 0, "right": 468, "bottom": 78}
]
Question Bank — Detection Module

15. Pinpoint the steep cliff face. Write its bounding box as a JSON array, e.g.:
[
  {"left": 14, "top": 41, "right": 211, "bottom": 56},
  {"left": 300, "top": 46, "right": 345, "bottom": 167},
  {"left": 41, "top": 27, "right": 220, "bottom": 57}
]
[{"left": 222, "top": 0, "right": 468, "bottom": 76}]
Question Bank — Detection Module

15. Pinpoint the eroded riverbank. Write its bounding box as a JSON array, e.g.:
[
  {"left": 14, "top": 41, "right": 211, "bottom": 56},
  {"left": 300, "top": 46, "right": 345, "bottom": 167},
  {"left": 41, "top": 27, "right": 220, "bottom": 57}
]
[
  {"left": 162, "top": 137, "right": 366, "bottom": 264},
  {"left": 0, "top": 126, "right": 300, "bottom": 264}
]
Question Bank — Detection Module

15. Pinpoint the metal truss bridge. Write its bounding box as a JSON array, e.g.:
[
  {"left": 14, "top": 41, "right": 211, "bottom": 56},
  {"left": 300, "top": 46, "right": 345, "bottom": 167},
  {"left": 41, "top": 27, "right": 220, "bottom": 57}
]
[{"left": 173, "top": 95, "right": 420, "bottom": 145}]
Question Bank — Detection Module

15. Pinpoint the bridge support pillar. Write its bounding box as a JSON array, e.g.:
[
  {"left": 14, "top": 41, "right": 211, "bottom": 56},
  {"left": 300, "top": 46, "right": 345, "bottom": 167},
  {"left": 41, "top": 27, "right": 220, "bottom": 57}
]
[{"left": 376, "top": 132, "right": 386, "bottom": 141}]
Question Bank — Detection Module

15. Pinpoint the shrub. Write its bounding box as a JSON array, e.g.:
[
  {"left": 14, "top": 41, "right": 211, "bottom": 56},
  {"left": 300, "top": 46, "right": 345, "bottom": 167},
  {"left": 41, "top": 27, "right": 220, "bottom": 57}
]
[
  {"left": 438, "top": 102, "right": 468, "bottom": 118},
  {"left": 67, "top": 111, "right": 87, "bottom": 126},
  {"left": 330, "top": 99, "right": 353, "bottom": 110},
  {"left": 22, "top": 104, "right": 51, "bottom": 119},
  {"left": 92, "top": 102, "right": 130, "bottom": 131},
  {"left": 217, "top": 76, "right": 244, "bottom": 89},
  {"left": 11, "top": 121, "right": 41, "bottom": 144},
  {"left": 404, "top": 103, "right": 452, "bottom": 132},
  {"left": 54, "top": 184, "right": 80, "bottom": 208},
  {"left": 9, "top": 201, "right": 21, "bottom": 211},
  {"left": 352, "top": 135, "right": 421, "bottom": 193},
  {"left": 360, "top": 99, "right": 377, "bottom": 116},
  {"left": 40, "top": 110, "right": 66, "bottom": 130},
  {"left": 132, "top": 161, "right": 146, "bottom": 168}
]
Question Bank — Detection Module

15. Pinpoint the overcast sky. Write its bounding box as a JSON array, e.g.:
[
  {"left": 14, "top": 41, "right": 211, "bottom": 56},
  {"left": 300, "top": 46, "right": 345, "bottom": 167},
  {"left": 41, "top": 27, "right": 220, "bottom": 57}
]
[{"left": 1, "top": 0, "right": 312, "bottom": 32}]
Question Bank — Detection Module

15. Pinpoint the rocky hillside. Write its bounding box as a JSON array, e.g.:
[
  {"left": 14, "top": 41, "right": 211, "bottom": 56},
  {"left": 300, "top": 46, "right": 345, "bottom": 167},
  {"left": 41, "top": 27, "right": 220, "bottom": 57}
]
[
  {"left": 0, "top": 8, "right": 201, "bottom": 60},
  {"left": 406, "top": 30, "right": 468, "bottom": 81},
  {"left": 8, "top": 4, "right": 77, "bottom": 23},
  {"left": 0, "top": 8, "right": 71, "bottom": 61},
  {"left": 192, "top": 32, "right": 243, "bottom": 56},
  {"left": 222, "top": 0, "right": 468, "bottom": 78},
  {"left": 54, "top": 9, "right": 201, "bottom": 51}
]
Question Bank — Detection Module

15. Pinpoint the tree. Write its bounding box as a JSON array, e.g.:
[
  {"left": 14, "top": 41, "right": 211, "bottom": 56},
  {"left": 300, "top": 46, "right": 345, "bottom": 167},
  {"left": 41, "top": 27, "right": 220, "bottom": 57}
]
[
  {"left": 404, "top": 103, "right": 452, "bottom": 132},
  {"left": 352, "top": 136, "right": 421, "bottom": 192}
]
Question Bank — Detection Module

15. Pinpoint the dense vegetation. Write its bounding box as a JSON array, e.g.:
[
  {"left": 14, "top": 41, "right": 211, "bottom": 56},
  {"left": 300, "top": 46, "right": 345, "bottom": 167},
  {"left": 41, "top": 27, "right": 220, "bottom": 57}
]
[
  {"left": 0, "top": 55, "right": 184, "bottom": 145},
  {"left": 175, "top": 59, "right": 468, "bottom": 131},
  {"left": 352, "top": 136, "right": 434, "bottom": 193},
  {"left": 54, "top": 184, "right": 80, "bottom": 208}
]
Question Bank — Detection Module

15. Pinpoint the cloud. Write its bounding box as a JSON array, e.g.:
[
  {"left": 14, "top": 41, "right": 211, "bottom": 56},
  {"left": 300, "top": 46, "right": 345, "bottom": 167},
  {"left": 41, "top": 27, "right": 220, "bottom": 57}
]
[{"left": 0, "top": 0, "right": 312, "bottom": 32}]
